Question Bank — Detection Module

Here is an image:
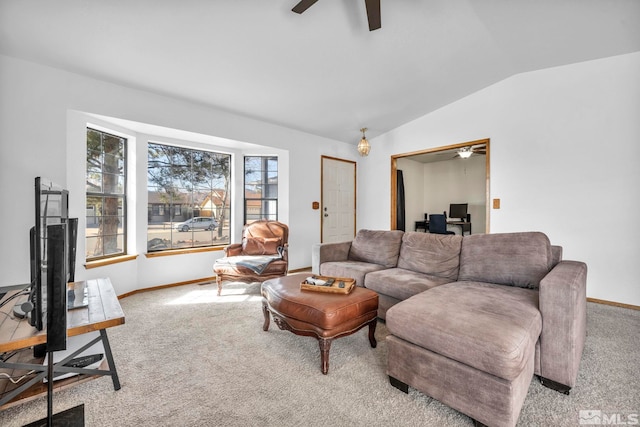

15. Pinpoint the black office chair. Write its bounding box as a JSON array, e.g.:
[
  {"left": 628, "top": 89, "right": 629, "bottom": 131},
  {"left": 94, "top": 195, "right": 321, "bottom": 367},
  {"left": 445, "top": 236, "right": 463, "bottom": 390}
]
[{"left": 428, "top": 214, "right": 455, "bottom": 235}]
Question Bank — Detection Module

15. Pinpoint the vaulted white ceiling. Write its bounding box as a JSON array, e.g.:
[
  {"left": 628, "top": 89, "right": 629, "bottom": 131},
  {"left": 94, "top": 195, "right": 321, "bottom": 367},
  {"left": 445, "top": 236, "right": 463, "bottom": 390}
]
[{"left": 1, "top": 0, "right": 638, "bottom": 143}]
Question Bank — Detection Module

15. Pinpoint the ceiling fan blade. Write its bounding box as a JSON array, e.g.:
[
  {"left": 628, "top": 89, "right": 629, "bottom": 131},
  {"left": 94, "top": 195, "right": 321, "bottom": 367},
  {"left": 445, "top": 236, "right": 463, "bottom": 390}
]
[
  {"left": 364, "top": 0, "right": 381, "bottom": 31},
  {"left": 292, "top": 0, "right": 319, "bottom": 14}
]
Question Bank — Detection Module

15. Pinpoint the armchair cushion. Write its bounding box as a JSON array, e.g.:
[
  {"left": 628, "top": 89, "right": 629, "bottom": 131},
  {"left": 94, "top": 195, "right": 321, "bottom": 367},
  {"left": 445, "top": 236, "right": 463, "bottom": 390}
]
[
  {"left": 214, "top": 256, "right": 287, "bottom": 276},
  {"left": 242, "top": 236, "right": 282, "bottom": 255}
]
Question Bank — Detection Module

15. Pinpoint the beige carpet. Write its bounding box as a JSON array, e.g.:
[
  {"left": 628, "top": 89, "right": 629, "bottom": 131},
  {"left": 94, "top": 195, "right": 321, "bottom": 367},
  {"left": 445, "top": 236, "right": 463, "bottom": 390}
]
[{"left": 1, "top": 281, "right": 638, "bottom": 426}]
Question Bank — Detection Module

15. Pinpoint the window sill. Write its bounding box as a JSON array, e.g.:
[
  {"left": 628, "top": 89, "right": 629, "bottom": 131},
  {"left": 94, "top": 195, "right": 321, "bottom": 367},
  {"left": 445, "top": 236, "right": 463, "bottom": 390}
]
[
  {"left": 85, "top": 254, "right": 138, "bottom": 269},
  {"left": 145, "top": 246, "right": 224, "bottom": 258}
]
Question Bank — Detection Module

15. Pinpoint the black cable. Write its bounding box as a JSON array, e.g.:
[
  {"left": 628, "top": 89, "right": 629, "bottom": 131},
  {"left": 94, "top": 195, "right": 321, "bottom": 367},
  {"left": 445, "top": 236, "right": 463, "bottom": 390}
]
[
  {"left": 0, "top": 287, "right": 30, "bottom": 309},
  {"left": 1, "top": 351, "right": 18, "bottom": 362}
]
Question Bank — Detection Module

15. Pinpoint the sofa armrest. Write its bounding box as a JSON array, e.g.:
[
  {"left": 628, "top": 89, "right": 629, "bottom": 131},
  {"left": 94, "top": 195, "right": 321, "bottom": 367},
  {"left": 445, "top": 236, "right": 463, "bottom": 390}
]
[
  {"left": 539, "top": 260, "right": 587, "bottom": 388},
  {"left": 311, "top": 241, "right": 352, "bottom": 274},
  {"left": 225, "top": 243, "right": 243, "bottom": 257}
]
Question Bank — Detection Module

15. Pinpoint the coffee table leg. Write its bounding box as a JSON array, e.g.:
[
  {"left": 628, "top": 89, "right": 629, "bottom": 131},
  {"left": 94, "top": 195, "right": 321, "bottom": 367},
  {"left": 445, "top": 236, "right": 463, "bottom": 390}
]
[
  {"left": 368, "top": 319, "right": 377, "bottom": 348},
  {"left": 319, "top": 338, "right": 332, "bottom": 375},
  {"left": 262, "top": 303, "right": 270, "bottom": 331}
]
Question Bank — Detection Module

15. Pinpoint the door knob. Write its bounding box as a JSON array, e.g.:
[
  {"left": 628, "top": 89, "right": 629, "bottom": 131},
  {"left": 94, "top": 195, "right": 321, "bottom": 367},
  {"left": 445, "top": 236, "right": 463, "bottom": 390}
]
[{"left": 324, "top": 214, "right": 328, "bottom": 217}]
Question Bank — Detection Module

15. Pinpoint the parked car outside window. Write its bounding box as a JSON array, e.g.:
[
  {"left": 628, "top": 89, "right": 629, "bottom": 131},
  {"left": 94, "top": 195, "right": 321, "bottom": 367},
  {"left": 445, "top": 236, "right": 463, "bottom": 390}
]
[{"left": 173, "top": 217, "right": 218, "bottom": 232}]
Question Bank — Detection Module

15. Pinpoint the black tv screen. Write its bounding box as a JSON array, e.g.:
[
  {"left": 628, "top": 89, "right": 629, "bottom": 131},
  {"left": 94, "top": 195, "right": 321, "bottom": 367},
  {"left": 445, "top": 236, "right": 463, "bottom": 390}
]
[
  {"left": 46, "top": 223, "right": 68, "bottom": 351},
  {"left": 449, "top": 203, "right": 468, "bottom": 221},
  {"left": 29, "top": 177, "right": 73, "bottom": 331}
]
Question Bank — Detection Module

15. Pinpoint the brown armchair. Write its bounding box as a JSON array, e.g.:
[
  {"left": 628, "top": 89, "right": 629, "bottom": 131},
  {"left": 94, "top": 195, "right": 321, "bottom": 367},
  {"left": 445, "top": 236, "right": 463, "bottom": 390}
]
[{"left": 213, "top": 220, "right": 289, "bottom": 296}]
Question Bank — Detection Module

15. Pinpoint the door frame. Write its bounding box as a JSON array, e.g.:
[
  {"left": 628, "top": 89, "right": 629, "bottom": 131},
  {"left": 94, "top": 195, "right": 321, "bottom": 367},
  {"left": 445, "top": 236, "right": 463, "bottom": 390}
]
[
  {"left": 321, "top": 155, "right": 357, "bottom": 243},
  {"left": 390, "top": 138, "right": 491, "bottom": 233}
]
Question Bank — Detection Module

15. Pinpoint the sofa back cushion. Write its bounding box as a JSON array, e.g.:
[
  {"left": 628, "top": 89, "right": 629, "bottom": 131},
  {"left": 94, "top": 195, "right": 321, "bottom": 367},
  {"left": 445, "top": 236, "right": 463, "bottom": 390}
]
[
  {"left": 458, "top": 232, "right": 552, "bottom": 289},
  {"left": 397, "top": 232, "right": 463, "bottom": 280},
  {"left": 348, "top": 229, "right": 404, "bottom": 268}
]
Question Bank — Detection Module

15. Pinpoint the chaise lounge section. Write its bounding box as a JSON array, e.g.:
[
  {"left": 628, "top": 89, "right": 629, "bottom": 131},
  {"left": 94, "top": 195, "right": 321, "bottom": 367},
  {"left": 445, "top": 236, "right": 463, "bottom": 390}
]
[{"left": 312, "top": 230, "right": 587, "bottom": 427}]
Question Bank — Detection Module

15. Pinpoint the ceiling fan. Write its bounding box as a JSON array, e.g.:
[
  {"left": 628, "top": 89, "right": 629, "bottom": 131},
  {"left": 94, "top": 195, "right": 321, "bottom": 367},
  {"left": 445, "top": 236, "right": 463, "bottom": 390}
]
[
  {"left": 292, "top": 0, "right": 382, "bottom": 31},
  {"left": 454, "top": 145, "right": 486, "bottom": 159},
  {"left": 434, "top": 145, "right": 486, "bottom": 160}
]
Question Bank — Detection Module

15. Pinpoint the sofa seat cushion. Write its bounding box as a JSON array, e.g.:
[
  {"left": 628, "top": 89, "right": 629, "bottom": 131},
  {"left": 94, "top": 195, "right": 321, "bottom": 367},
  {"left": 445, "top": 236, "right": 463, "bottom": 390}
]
[
  {"left": 364, "top": 268, "right": 452, "bottom": 302},
  {"left": 397, "top": 232, "right": 463, "bottom": 280},
  {"left": 320, "top": 261, "right": 388, "bottom": 287},
  {"left": 386, "top": 281, "right": 541, "bottom": 381},
  {"left": 458, "top": 232, "right": 552, "bottom": 289},
  {"left": 348, "top": 229, "right": 404, "bottom": 268}
]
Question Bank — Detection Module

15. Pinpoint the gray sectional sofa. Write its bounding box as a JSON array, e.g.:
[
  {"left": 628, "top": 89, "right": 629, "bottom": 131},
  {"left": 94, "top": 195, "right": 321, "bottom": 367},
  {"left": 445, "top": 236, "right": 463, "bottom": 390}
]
[{"left": 312, "top": 229, "right": 587, "bottom": 427}]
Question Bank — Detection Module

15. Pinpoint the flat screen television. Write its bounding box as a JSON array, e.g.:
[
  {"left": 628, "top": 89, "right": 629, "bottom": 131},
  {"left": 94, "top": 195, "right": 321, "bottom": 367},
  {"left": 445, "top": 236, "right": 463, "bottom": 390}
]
[
  {"left": 45, "top": 223, "right": 69, "bottom": 351},
  {"left": 449, "top": 203, "right": 468, "bottom": 221},
  {"left": 28, "top": 177, "right": 77, "bottom": 332}
]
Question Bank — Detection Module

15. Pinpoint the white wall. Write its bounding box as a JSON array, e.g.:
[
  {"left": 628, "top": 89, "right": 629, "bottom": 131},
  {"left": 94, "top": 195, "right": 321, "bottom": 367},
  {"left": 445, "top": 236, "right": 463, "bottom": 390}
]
[
  {"left": 360, "top": 52, "right": 640, "bottom": 306},
  {"left": 0, "top": 54, "right": 356, "bottom": 295}
]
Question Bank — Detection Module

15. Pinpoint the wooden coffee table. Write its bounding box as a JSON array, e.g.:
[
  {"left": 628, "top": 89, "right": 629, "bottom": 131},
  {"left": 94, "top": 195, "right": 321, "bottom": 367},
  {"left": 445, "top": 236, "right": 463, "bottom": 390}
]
[{"left": 261, "top": 273, "right": 379, "bottom": 374}]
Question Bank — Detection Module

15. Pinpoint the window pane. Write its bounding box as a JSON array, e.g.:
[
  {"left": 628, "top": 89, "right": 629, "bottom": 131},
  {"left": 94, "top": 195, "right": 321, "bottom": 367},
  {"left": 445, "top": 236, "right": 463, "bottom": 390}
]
[
  {"left": 102, "top": 173, "right": 125, "bottom": 194},
  {"left": 86, "top": 128, "right": 127, "bottom": 260},
  {"left": 86, "top": 170, "right": 102, "bottom": 192},
  {"left": 147, "top": 142, "right": 230, "bottom": 252},
  {"left": 103, "top": 235, "right": 124, "bottom": 256},
  {"left": 265, "top": 184, "right": 278, "bottom": 198},
  {"left": 103, "top": 152, "right": 125, "bottom": 174},
  {"left": 245, "top": 157, "right": 261, "bottom": 170},
  {"left": 86, "top": 236, "right": 100, "bottom": 259},
  {"left": 244, "top": 156, "right": 278, "bottom": 224}
]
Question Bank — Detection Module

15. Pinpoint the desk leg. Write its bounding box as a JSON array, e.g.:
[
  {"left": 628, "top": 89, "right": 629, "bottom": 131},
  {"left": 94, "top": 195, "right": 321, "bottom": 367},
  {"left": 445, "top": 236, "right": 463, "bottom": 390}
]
[{"left": 100, "top": 329, "right": 121, "bottom": 390}]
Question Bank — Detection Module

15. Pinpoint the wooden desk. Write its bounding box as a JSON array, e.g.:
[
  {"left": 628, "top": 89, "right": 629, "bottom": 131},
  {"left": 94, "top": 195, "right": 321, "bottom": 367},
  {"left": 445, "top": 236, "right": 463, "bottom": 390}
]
[
  {"left": 0, "top": 277, "right": 124, "bottom": 409},
  {"left": 447, "top": 221, "right": 472, "bottom": 236},
  {"left": 415, "top": 220, "right": 428, "bottom": 232}
]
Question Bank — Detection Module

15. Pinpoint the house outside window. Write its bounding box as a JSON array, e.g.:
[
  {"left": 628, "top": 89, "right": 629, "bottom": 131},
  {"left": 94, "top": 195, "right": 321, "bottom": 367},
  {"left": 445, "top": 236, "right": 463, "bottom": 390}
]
[
  {"left": 244, "top": 156, "right": 278, "bottom": 223},
  {"left": 86, "top": 128, "right": 127, "bottom": 260},
  {"left": 147, "top": 142, "right": 231, "bottom": 252}
]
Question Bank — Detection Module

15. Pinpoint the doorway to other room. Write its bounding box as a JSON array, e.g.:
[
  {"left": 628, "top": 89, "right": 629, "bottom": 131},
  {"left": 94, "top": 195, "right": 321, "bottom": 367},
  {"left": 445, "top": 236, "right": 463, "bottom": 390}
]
[{"left": 390, "top": 138, "right": 490, "bottom": 234}]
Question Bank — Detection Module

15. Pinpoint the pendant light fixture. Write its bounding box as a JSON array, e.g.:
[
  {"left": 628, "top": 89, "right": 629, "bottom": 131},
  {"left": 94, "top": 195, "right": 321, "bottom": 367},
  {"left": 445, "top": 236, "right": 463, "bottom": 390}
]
[{"left": 357, "top": 127, "right": 371, "bottom": 156}]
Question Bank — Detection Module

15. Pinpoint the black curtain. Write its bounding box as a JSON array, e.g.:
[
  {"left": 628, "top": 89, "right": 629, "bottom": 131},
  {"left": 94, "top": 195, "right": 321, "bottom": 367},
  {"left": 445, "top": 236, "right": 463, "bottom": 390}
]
[{"left": 396, "top": 169, "right": 406, "bottom": 231}]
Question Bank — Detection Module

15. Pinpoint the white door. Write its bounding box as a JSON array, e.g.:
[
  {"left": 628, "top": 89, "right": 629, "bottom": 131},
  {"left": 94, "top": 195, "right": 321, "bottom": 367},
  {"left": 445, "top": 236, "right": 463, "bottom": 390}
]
[{"left": 322, "top": 156, "right": 356, "bottom": 243}]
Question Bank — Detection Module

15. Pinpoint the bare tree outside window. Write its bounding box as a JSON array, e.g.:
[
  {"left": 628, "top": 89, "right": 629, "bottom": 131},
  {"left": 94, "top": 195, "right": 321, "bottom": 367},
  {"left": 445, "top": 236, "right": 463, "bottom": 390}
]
[
  {"left": 86, "top": 128, "right": 126, "bottom": 260},
  {"left": 147, "top": 142, "right": 231, "bottom": 252}
]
